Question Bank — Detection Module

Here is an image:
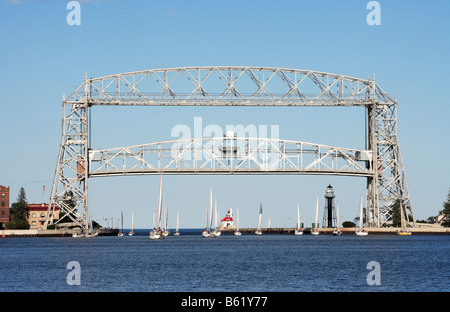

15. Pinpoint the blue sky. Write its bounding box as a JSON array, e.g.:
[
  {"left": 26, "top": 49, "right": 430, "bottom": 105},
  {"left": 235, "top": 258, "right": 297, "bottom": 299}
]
[{"left": 0, "top": 0, "right": 449, "bottom": 229}]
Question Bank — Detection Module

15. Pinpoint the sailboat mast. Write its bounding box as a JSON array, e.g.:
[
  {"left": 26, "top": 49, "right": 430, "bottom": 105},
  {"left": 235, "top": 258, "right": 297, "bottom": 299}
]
[
  {"left": 400, "top": 202, "right": 406, "bottom": 230},
  {"left": 297, "top": 203, "right": 300, "bottom": 229},
  {"left": 165, "top": 196, "right": 169, "bottom": 230},
  {"left": 214, "top": 198, "right": 218, "bottom": 229},
  {"left": 359, "top": 196, "right": 363, "bottom": 229},
  {"left": 258, "top": 203, "right": 263, "bottom": 230},
  {"left": 157, "top": 173, "right": 163, "bottom": 230},
  {"left": 315, "top": 197, "right": 319, "bottom": 228},
  {"left": 336, "top": 200, "right": 340, "bottom": 228},
  {"left": 209, "top": 185, "right": 213, "bottom": 230},
  {"left": 237, "top": 209, "right": 240, "bottom": 231}
]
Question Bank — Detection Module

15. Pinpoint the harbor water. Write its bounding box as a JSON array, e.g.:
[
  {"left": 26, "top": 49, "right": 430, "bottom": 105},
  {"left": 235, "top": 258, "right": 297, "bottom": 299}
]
[{"left": 1, "top": 230, "right": 449, "bottom": 292}]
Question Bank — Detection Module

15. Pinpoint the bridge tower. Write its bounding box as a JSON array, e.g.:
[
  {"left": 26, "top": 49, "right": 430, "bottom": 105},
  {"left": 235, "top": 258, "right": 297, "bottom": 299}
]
[{"left": 44, "top": 66, "right": 415, "bottom": 229}]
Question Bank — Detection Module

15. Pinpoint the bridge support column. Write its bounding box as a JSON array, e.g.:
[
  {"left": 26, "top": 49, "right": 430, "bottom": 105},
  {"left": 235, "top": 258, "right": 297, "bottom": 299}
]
[{"left": 44, "top": 76, "right": 89, "bottom": 229}]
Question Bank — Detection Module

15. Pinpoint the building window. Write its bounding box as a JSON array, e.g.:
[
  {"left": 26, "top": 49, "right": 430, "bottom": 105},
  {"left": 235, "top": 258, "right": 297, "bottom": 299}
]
[
  {"left": 40, "top": 213, "right": 46, "bottom": 218},
  {"left": 1, "top": 202, "right": 5, "bottom": 207},
  {"left": 32, "top": 213, "right": 36, "bottom": 218},
  {"left": 31, "top": 221, "right": 36, "bottom": 226},
  {"left": 1, "top": 194, "right": 5, "bottom": 197}
]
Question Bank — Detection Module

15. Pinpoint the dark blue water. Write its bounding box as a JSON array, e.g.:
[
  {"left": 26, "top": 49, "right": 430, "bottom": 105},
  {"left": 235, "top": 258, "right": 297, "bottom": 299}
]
[{"left": 1, "top": 230, "right": 449, "bottom": 292}]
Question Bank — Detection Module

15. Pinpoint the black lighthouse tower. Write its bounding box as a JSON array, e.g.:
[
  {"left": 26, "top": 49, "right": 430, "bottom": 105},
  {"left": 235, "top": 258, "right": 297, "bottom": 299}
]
[{"left": 323, "top": 185, "right": 337, "bottom": 228}]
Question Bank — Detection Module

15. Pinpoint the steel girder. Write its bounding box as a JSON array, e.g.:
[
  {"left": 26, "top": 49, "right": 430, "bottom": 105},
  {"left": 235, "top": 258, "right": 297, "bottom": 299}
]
[
  {"left": 88, "top": 137, "right": 372, "bottom": 177},
  {"left": 45, "top": 66, "right": 413, "bottom": 229}
]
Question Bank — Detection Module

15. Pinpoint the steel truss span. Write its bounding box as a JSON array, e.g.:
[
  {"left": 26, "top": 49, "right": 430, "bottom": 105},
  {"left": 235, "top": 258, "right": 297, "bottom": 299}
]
[
  {"left": 45, "top": 66, "right": 414, "bottom": 229},
  {"left": 88, "top": 137, "right": 372, "bottom": 177}
]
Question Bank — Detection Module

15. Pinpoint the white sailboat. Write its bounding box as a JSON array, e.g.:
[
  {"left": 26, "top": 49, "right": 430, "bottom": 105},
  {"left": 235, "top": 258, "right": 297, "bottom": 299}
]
[
  {"left": 118, "top": 211, "right": 124, "bottom": 236},
  {"left": 355, "top": 196, "right": 368, "bottom": 236},
  {"left": 213, "top": 199, "right": 221, "bottom": 237},
  {"left": 128, "top": 211, "right": 135, "bottom": 236},
  {"left": 162, "top": 197, "right": 170, "bottom": 237},
  {"left": 396, "top": 202, "right": 412, "bottom": 236},
  {"left": 150, "top": 174, "right": 163, "bottom": 239},
  {"left": 234, "top": 209, "right": 242, "bottom": 236},
  {"left": 255, "top": 203, "right": 263, "bottom": 235},
  {"left": 86, "top": 213, "right": 98, "bottom": 237},
  {"left": 311, "top": 197, "right": 320, "bottom": 235},
  {"left": 72, "top": 230, "right": 85, "bottom": 238},
  {"left": 174, "top": 211, "right": 180, "bottom": 236},
  {"left": 202, "top": 185, "right": 215, "bottom": 238},
  {"left": 295, "top": 203, "right": 303, "bottom": 235},
  {"left": 333, "top": 200, "right": 342, "bottom": 236}
]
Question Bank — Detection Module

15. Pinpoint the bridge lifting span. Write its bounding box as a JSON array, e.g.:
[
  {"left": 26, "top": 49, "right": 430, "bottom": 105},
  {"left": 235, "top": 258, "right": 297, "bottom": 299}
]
[{"left": 45, "top": 66, "right": 414, "bottom": 229}]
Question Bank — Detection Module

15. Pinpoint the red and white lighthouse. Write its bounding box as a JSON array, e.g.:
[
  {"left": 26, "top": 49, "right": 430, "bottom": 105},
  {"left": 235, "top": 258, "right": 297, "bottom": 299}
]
[{"left": 220, "top": 208, "right": 234, "bottom": 229}]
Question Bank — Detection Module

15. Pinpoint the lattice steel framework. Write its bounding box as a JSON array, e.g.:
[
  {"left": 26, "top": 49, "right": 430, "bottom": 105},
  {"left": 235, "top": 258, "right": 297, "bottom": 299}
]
[{"left": 44, "top": 66, "right": 414, "bottom": 229}]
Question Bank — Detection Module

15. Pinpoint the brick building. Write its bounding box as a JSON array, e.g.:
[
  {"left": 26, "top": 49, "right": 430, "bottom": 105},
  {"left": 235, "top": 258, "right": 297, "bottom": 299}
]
[
  {"left": 28, "top": 203, "right": 59, "bottom": 229},
  {"left": 0, "top": 185, "right": 10, "bottom": 229}
]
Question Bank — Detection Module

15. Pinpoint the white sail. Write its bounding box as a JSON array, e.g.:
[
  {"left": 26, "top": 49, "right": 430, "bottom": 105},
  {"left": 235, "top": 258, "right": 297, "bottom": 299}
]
[
  {"left": 333, "top": 200, "right": 342, "bottom": 236},
  {"left": 234, "top": 209, "right": 242, "bottom": 236},
  {"left": 355, "top": 196, "right": 368, "bottom": 236},
  {"left": 396, "top": 202, "right": 411, "bottom": 235},
  {"left": 255, "top": 203, "right": 263, "bottom": 234},
  {"left": 400, "top": 202, "right": 406, "bottom": 230},
  {"left": 359, "top": 196, "right": 363, "bottom": 230},
  {"left": 118, "top": 211, "right": 124, "bottom": 236},
  {"left": 164, "top": 197, "right": 169, "bottom": 230},
  {"left": 128, "top": 211, "right": 135, "bottom": 236},
  {"left": 295, "top": 203, "right": 303, "bottom": 235},
  {"left": 311, "top": 197, "right": 320, "bottom": 235},
  {"left": 214, "top": 199, "right": 219, "bottom": 229},
  {"left": 209, "top": 185, "right": 213, "bottom": 230},
  {"left": 315, "top": 197, "right": 319, "bottom": 228},
  {"left": 150, "top": 173, "right": 164, "bottom": 239},
  {"left": 213, "top": 198, "right": 221, "bottom": 236},
  {"left": 336, "top": 200, "right": 340, "bottom": 228},
  {"left": 174, "top": 211, "right": 180, "bottom": 236},
  {"left": 157, "top": 174, "right": 163, "bottom": 230}
]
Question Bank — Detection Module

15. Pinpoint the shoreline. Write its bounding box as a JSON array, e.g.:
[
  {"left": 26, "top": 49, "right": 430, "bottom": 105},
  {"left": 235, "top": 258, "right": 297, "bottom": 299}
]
[
  {"left": 1, "top": 228, "right": 119, "bottom": 238},
  {"left": 1, "top": 226, "right": 449, "bottom": 238}
]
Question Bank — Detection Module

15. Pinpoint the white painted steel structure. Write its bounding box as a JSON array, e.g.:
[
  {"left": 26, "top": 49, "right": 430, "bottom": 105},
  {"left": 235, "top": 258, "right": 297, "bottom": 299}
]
[{"left": 45, "top": 66, "right": 414, "bottom": 229}]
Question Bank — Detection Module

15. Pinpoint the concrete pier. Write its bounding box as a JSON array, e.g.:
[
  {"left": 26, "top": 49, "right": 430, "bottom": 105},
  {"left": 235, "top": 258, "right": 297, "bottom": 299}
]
[
  {"left": 1, "top": 228, "right": 119, "bottom": 238},
  {"left": 221, "top": 227, "right": 450, "bottom": 235}
]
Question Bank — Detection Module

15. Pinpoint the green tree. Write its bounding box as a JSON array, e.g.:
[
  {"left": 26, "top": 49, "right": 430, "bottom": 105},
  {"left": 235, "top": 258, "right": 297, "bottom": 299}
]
[
  {"left": 391, "top": 199, "right": 401, "bottom": 227},
  {"left": 342, "top": 221, "right": 356, "bottom": 228},
  {"left": 5, "top": 187, "right": 30, "bottom": 229},
  {"left": 442, "top": 188, "right": 450, "bottom": 227}
]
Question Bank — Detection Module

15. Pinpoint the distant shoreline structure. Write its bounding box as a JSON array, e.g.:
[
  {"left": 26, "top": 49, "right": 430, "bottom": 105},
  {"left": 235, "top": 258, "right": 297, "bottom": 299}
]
[{"left": 2, "top": 226, "right": 450, "bottom": 238}]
